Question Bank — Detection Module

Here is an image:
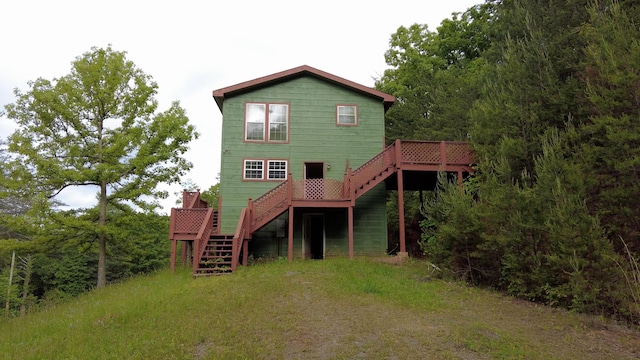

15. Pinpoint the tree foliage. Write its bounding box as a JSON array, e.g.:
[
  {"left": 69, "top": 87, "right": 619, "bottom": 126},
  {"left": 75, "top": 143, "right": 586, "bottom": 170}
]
[
  {"left": 3, "top": 46, "right": 198, "bottom": 288},
  {"left": 376, "top": 3, "right": 496, "bottom": 143},
  {"left": 381, "top": 0, "right": 640, "bottom": 321}
]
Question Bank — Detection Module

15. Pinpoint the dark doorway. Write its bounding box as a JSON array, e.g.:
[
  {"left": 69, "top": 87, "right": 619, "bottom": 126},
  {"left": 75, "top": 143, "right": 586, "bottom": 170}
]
[
  {"left": 304, "top": 162, "right": 324, "bottom": 179},
  {"left": 304, "top": 162, "right": 325, "bottom": 199},
  {"left": 303, "top": 214, "right": 324, "bottom": 259}
]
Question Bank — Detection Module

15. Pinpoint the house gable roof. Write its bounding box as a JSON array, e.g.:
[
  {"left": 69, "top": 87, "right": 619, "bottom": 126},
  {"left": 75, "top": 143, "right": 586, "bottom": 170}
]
[{"left": 212, "top": 65, "right": 395, "bottom": 112}]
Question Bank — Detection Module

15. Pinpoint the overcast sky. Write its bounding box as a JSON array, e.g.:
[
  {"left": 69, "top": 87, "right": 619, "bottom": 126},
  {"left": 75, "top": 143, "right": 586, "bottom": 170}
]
[{"left": 0, "top": 0, "right": 481, "bottom": 215}]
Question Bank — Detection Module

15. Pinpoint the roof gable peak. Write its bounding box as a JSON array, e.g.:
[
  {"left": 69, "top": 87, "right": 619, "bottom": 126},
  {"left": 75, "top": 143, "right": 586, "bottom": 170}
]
[{"left": 212, "top": 65, "right": 395, "bottom": 112}]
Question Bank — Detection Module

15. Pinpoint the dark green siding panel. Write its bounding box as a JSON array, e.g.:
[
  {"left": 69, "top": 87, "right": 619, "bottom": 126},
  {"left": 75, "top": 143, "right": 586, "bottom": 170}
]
[{"left": 353, "top": 183, "right": 388, "bottom": 256}]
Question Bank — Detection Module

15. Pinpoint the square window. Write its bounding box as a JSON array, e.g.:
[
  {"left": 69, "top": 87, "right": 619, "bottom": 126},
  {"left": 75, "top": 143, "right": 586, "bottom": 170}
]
[
  {"left": 337, "top": 105, "right": 357, "bottom": 125},
  {"left": 267, "top": 160, "right": 287, "bottom": 180},
  {"left": 244, "top": 160, "right": 264, "bottom": 179}
]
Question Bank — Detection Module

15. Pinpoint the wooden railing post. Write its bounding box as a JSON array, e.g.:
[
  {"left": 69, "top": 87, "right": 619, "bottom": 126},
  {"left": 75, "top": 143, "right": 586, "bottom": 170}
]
[
  {"left": 440, "top": 141, "right": 447, "bottom": 170},
  {"left": 348, "top": 167, "right": 355, "bottom": 206},
  {"left": 169, "top": 208, "right": 176, "bottom": 273},
  {"left": 247, "top": 198, "right": 253, "bottom": 236},
  {"left": 288, "top": 173, "right": 293, "bottom": 204},
  {"left": 394, "top": 139, "right": 402, "bottom": 168}
]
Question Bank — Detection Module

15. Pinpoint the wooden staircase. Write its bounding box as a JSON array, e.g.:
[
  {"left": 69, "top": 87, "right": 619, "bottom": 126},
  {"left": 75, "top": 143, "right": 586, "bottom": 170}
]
[
  {"left": 194, "top": 234, "right": 234, "bottom": 276},
  {"left": 169, "top": 140, "right": 474, "bottom": 276}
]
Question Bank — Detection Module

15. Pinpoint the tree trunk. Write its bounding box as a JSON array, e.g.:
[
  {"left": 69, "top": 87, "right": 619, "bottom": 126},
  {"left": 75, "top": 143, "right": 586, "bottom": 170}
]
[
  {"left": 19, "top": 254, "right": 32, "bottom": 316},
  {"left": 96, "top": 181, "right": 108, "bottom": 288}
]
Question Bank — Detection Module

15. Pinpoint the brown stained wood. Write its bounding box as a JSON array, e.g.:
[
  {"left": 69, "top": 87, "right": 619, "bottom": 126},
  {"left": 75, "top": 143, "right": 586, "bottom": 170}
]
[{"left": 170, "top": 140, "right": 474, "bottom": 276}]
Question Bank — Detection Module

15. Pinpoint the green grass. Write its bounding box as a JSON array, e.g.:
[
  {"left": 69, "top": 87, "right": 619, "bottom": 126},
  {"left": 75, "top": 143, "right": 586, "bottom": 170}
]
[{"left": 1, "top": 258, "right": 639, "bottom": 359}]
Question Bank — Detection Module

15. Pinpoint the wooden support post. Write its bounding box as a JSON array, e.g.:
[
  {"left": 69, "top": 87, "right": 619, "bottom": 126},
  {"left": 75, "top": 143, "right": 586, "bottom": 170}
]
[
  {"left": 348, "top": 206, "right": 354, "bottom": 259},
  {"left": 397, "top": 168, "right": 407, "bottom": 254},
  {"left": 193, "top": 237, "right": 199, "bottom": 273},
  {"left": 458, "top": 169, "right": 463, "bottom": 190},
  {"left": 170, "top": 239, "right": 177, "bottom": 273},
  {"left": 181, "top": 241, "right": 186, "bottom": 266},
  {"left": 169, "top": 208, "right": 176, "bottom": 272},
  {"left": 288, "top": 206, "right": 294, "bottom": 263},
  {"left": 242, "top": 239, "right": 249, "bottom": 266}
]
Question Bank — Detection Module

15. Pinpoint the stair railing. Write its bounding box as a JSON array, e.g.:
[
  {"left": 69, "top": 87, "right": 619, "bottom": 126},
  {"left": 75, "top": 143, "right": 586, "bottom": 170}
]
[
  {"left": 232, "top": 207, "right": 250, "bottom": 271},
  {"left": 347, "top": 141, "right": 397, "bottom": 198},
  {"left": 250, "top": 178, "right": 291, "bottom": 231},
  {"left": 193, "top": 208, "right": 215, "bottom": 273}
]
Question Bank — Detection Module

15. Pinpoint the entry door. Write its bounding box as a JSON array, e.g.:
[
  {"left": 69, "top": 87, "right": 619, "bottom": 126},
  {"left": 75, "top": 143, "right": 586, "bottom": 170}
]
[
  {"left": 303, "top": 214, "right": 325, "bottom": 259},
  {"left": 304, "top": 162, "right": 324, "bottom": 199}
]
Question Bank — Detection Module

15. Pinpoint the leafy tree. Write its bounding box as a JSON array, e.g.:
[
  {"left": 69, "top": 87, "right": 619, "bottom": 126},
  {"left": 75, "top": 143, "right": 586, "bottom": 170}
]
[
  {"left": 376, "top": 3, "right": 495, "bottom": 143},
  {"left": 200, "top": 183, "right": 220, "bottom": 210},
  {"left": 3, "top": 46, "right": 198, "bottom": 287}
]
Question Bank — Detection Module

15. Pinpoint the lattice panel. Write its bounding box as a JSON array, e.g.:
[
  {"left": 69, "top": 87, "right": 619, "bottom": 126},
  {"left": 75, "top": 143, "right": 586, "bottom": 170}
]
[
  {"left": 183, "top": 192, "right": 197, "bottom": 208},
  {"left": 290, "top": 179, "right": 343, "bottom": 200},
  {"left": 252, "top": 181, "right": 289, "bottom": 224},
  {"left": 446, "top": 143, "right": 472, "bottom": 164},
  {"left": 351, "top": 145, "right": 395, "bottom": 191},
  {"left": 173, "top": 209, "right": 210, "bottom": 233},
  {"left": 401, "top": 141, "right": 441, "bottom": 163}
]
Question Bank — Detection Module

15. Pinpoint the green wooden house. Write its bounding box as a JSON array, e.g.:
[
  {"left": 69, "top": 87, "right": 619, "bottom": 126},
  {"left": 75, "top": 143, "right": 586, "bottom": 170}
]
[{"left": 169, "top": 66, "right": 473, "bottom": 275}]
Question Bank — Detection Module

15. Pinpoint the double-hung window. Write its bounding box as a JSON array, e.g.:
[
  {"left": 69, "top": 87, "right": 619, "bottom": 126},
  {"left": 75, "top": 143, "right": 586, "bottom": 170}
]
[
  {"left": 267, "top": 160, "right": 287, "bottom": 180},
  {"left": 243, "top": 160, "right": 264, "bottom": 180},
  {"left": 337, "top": 105, "right": 357, "bottom": 125},
  {"left": 243, "top": 159, "right": 288, "bottom": 180},
  {"left": 245, "top": 103, "right": 289, "bottom": 142}
]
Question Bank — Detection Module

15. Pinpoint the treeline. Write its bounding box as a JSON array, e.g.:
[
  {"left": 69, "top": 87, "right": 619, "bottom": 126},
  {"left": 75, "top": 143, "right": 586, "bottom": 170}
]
[{"left": 377, "top": 0, "right": 640, "bottom": 322}]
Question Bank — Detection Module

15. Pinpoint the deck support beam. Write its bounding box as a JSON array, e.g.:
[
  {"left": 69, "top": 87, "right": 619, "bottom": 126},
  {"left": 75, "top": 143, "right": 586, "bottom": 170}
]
[
  {"left": 288, "top": 206, "right": 294, "bottom": 263},
  {"left": 170, "top": 240, "right": 177, "bottom": 273},
  {"left": 242, "top": 239, "right": 249, "bottom": 266},
  {"left": 181, "top": 241, "right": 187, "bottom": 266},
  {"left": 397, "top": 168, "right": 407, "bottom": 254},
  {"left": 348, "top": 206, "right": 354, "bottom": 258}
]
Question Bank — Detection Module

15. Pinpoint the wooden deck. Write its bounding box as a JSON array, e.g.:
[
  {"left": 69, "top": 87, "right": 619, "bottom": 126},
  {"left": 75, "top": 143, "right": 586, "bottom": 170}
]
[{"left": 169, "top": 139, "right": 474, "bottom": 275}]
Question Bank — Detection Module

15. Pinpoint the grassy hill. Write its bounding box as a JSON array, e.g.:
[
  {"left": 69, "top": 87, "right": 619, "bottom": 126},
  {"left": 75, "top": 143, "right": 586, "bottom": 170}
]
[{"left": 1, "top": 258, "right": 638, "bottom": 359}]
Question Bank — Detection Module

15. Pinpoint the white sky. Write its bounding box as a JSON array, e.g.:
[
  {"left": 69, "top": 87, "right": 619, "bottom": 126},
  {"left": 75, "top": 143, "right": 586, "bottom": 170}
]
[{"left": 0, "top": 0, "right": 481, "bottom": 215}]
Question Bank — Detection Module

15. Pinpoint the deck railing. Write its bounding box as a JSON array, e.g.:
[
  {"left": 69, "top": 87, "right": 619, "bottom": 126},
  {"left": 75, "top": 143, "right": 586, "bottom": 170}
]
[
  {"left": 251, "top": 180, "right": 290, "bottom": 230},
  {"left": 232, "top": 207, "right": 250, "bottom": 271},
  {"left": 399, "top": 140, "right": 472, "bottom": 165},
  {"left": 170, "top": 208, "right": 212, "bottom": 239},
  {"left": 349, "top": 142, "right": 397, "bottom": 196},
  {"left": 193, "top": 208, "right": 215, "bottom": 273}
]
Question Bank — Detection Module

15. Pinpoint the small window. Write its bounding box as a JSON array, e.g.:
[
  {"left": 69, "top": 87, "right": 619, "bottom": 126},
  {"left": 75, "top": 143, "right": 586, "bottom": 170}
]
[
  {"left": 267, "top": 160, "right": 287, "bottom": 180},
  {"left": 337, "top": 105, "right": 357, "bottom": 125},
  {"left": 244, "top": 160, "right": 264, "bottom": 180}
]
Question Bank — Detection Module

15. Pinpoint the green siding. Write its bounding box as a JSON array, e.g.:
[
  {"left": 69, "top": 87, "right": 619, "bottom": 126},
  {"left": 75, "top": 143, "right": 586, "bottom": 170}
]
[{"left": 218, "top": 75, "right": 387, "bottom": 256}]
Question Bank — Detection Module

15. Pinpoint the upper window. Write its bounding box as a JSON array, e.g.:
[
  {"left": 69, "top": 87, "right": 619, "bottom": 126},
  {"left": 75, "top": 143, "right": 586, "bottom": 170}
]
[
  {"left": 245, "top": 103, "right": 289, "bottom": 142},
  {"left": 337, "top": 105, "right": 357, "bottom": 126}
]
